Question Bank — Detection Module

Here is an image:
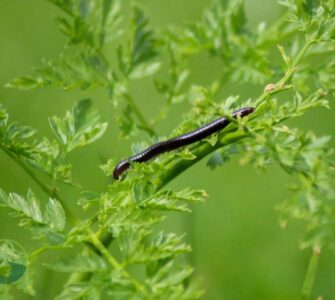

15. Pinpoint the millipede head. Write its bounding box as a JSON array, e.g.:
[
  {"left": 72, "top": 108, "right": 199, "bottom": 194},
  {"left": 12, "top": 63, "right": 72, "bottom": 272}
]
[{"left": 113, "top": 160, "right": 131, "bottom": 180}]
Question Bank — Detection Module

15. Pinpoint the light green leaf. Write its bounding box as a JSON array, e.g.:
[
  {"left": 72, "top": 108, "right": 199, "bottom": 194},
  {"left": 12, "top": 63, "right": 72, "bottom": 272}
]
[
  {"left": 0, "top": 189, "right": 66, "bottom": 241},
  {"left": 53, "top": 164, "right": 75, "bottom": 185},
  {"left": 45, "top": 198, "right": 66, "bottom": 232},
  {"left": 5, "top": 77, "right": 42, "bottom": 90},
  {"left": 49, "top": 116, "right": 68, "bottom": 145},
  {"left": 100, "top": 159, "right": 116, "bottom": 177},
  {"left": 230, "top": 0, "right": 247, "bottom": 34},
  {"left": 176, "top": 149, "right": 197, "bottom": 161},
  {"left": 129, "top": 61, "right": 161, "bottom": 79},
  {"left": 49, "top": 99, "right": 107, "bottom": 152},
  {"left": 44, "top": 251, "right": 107, "bottom": 273}
]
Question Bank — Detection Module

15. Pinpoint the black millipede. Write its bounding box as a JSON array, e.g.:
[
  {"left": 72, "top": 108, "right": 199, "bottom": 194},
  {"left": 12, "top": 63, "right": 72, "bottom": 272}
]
[{"left": 113, "top": 106, "right": 255, "bottom": 179}]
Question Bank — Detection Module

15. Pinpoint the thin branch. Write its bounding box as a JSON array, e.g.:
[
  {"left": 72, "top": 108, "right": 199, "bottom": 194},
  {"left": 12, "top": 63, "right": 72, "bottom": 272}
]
[
  {"left": 155, "top": 131, "right": 249, "bottom": 190},
  {"left": 256, "top": 38, "right": 316, "bottom": 106},
  {"left": 87, "top": 228, "right": 153, "bottom": 300},
  {"left": 299, "top": 246, "right": 321, "bottom": 300}
]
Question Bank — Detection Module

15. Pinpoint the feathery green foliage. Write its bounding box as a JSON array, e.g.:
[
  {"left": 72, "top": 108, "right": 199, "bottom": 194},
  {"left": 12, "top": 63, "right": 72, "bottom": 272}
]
[{"left": 1, "top": 0, "right": 335, "bottom": 299}]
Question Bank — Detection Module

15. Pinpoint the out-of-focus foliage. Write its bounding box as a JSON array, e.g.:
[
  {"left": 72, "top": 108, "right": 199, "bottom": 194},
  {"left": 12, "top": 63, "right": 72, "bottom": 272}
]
[{"left": 1, "top": 0, "right": 335, "bottom": 299}]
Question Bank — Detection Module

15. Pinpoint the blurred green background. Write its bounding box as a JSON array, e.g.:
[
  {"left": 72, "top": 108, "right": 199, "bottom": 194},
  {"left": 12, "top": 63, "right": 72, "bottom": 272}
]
[{"left": 0, "top": 0, "right": 334, "bottom": 299}]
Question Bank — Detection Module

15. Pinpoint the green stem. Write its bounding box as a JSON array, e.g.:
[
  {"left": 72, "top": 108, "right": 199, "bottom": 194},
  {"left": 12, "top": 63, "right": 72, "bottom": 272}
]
[
  {"left": 299, "top": 247, "right": 321, "bottom": 300},
  {"left": 123, "top": 93, "right": 157, "bottom": 137},
  {"left": 278, "top": 38, "right": 316, "bottom": 88},
  {"left": 87, "top": 228, "right": 153, "bottom": 300},
  {"left": 155, "top": 130, "right": 251, "bottom": 190},
  {"left": 255, "top": 38, "right": 316, "bottom": 107}
]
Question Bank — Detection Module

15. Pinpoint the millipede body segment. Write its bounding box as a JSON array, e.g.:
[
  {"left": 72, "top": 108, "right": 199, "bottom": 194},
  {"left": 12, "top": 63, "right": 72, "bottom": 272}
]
[{"left": 113, "top": 106, "right": 255, "bottom": 179}]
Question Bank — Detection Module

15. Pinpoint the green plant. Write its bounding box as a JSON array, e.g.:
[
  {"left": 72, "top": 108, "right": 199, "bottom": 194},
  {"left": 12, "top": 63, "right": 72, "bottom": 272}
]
[{"left": 1, "top": 0, "right": 334, "bottom": 299}]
